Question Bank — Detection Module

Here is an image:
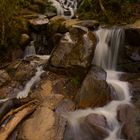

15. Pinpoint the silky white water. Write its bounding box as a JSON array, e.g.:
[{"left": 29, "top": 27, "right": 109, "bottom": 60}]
[
  {"left": 16, "top": 66, "right": 44, "bottom": 99},
  {"left": 48, "top": 0, "right": 78, "bottom": 19},
  {"left": 64, "top": 28, "right": 131, "bottom": 140},
  {"left": 24, "top": 41, "right": 36, "bottom": 57}
]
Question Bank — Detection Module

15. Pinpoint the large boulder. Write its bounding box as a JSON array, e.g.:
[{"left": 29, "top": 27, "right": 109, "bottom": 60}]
[
  {"left": 48, "top": 26, "right": 97, "bottom": 77},
  {"left": 28, "top": 15, "right": 49, "bottom": 32},
  {"left": 18, "top": 94, "right": 75, "bottom": 140},
  {"left": 75, "top": 66, "right": 112, "bottom": 108},
  {"left": 48, "top": 16, "right": 66, "bottom": 33},
  {"left": 118, "top": 72, "right": 140, "bottom": 140},
  {"left": 64, "top": 113, "right": 108, "bottom": 140}
]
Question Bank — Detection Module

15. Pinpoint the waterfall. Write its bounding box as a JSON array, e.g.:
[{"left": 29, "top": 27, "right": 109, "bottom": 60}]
[
  {"left": 16, "top": 66, "right": 44, "bottom": 99},
  {"left": 64, "top": 28, "right": 131, "bottom": 140},
  {"left": 24, "top": 41, "right": 36, "bottom": 57},
  {"left": 48, "top": 0, "right": 78, "bottom": 19},
  {"left": 93, "top": 28, "right": 124, "bottom": 70}
]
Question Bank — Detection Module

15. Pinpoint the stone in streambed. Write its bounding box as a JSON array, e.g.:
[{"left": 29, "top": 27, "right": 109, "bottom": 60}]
[
  {"left": 117, "top": 104, "right": 140, "bottom": 140},
  {"left": 85, "top": 113, "right": 109, "bottom": 139},
  {"left": 18, "top": 94, "right": 75, "bottom": 140},
  {"left": 28, "top": 15, "right": 49, "bottom": 31},
  {"left": 76, "top": 66, "right": 112, "bottom": 108},
  {"left": 64, "top": 113, "right": 108, "bottom": 140}
]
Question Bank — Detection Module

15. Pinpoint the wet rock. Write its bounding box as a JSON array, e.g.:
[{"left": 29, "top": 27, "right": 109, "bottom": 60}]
[
  {"left": 19, "top": 34, "right": 30, "bottom": 46},
  {"left": 117, "top": 104, "right": 140, "bottom": 140},
  {"left": 49, "top": 26, "right": 96, "bottom": 77},
  {"left": 48, "top": 16, "right": 66, "bottom": 33},
  {"left": 77, "top": 20, "right": 99, "bottom": 30},
  {"left": 85, "top": 113, "right": 109, "bottom": 139},
  {"left": 55, "top": 99, "right": 75, "bottom": 140},
  {"left": 29, "top": 15, "right": 49, "bottom": 32},
  {"left": 0, "top": 70, "right": 11, "bottom": 87},
  {"left": 61, "top": 19, "right": 82, "bottom": 31},
  {"left": 64, "top": 113, "right": 108, "bottom": 140},
  {"left": 0, "top": 56, "right": 47, "bottom": 98},
  {"left": 18, "top": 106, "right": 55, "bottom": 140},
  {"left": 33, "top": 70, "right": 79, "bottom": 99},
  {"left": 86, "top": 113, "right": 107, "bottom": 128},
  {"left": 76, "top": 66, "right": 111, "bottom": 108},
  {"left": 119, "top": 72, "right": 140, "bottom": 140},
  {"left": 60, "top": 19, "right": 99, "bottom": 33},
  {"left": 18, "top": 94, "right": 75, "bottom": 140},
  {"left": 12, "top": 61, "right": 36, "bottom": 82}
]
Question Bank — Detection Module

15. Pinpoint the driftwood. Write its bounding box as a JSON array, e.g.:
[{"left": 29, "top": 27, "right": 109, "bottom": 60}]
[
  {"left": 0, "top": 104, "right": 36, "bottom": 140},
  {"left": 0, "top": 98, "right": 33, "bottom": 121},
  {"left": 0, "top": 100, "right": 38, "bottom": 124}
]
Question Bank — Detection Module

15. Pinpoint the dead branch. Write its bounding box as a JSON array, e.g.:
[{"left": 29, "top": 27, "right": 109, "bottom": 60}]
[
  {"left": 0, "top": 104, "right": 36, "bottom": 140},
  {"left": 0, "top": 100, "right": 38, "bottom": 124}
]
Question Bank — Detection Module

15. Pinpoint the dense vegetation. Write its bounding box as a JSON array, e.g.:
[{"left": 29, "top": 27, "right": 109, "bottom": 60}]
[
  {"left": 0, "top": 0, "right": 139, "bottom": 63},
  {"left": 77, "top": 0, "right": 140, "bottom": 23}
]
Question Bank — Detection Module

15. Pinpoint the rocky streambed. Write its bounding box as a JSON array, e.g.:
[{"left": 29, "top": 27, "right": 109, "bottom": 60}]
[{"left": 0, "top": 14, "right": 140, "bottom": 140}]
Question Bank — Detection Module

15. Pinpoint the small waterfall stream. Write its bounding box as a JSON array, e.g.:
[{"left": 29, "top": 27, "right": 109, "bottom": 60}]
[
  {"left": 64, "top": 28, "right": 131, "bottom": 140},
  {"left": 48, "top": 0, "right": 78, "bottom": 18},
  {"left": 24, "top": 41, "right": 36, "bottom": 57}
]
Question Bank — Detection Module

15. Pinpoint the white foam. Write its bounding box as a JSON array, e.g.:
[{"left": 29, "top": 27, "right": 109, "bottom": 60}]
[{"left": 16, "top": 66, "right": 44, "bottom": 99}]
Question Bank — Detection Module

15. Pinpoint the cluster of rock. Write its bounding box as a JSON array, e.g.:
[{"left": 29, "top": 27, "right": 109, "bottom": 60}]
[{"left": 0, "top": 1, "right": 140, "bottom": 139}]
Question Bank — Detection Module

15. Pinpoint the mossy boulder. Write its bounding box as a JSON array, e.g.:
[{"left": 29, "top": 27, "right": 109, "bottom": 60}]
[{"left": 48, "top": 26, "right": 97, "bottom": 77}]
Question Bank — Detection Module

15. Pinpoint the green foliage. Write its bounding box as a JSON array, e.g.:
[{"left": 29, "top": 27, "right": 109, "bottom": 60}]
[
  {"left": 19, "top": 0, "right": 31, "bottom": 8},
  {"left": 77, "top": 0, "right": 138, "bottom": 24},
  {"left": 0, "top": 0, "right": 20, "bottom": 48},
  {"left": 71, "top": 75, "right": 81, "bottom": 85},
  {"left": 44, "top": 0, "right": 57, "bottom": 13}
]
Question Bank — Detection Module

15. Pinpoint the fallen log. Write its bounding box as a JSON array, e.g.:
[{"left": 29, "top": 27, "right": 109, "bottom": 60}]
[
  {"left": 0, "top": 98, "right": 33, "bottom": 122},
  {"left": 0, "top": 104, "right": 36, "bottom": 140},
  {"left": 0, "top": 100, "right": 38, "bottom": 124}
]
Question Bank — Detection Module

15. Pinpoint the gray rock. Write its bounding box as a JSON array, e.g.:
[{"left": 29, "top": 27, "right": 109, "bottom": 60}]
[
  {"left": 75, "top": 66, "right": 112, "bottom": 108},
  {"left": 117, "top": 104, "right": 140, "bottom": 140},
  {"left": 49, "top": 26, "right": 96, "bottom": 77}
]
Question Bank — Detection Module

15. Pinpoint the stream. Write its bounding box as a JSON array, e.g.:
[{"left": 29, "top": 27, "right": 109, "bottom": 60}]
[{"left": 64, "top": 27, "right": 131, "bottom": 140}]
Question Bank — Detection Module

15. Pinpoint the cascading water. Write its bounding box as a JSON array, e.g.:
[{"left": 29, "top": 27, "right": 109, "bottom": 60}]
[
  {"left": 16, "top": 66, "right": 44, "bottom": 99},
  {"left": 64, "top": 28, "right": 131, "bottom": 140},
  {"left": 24, "top": 41, "right": 36, "bottom": 57},
  {"left": 48, "top": 0, "right": 78, "bottom": 19}
]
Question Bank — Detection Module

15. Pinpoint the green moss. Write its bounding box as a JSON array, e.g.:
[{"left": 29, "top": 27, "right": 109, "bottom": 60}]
[{"left": 71, "top": 75, "right": 81, "bottom": 85}]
